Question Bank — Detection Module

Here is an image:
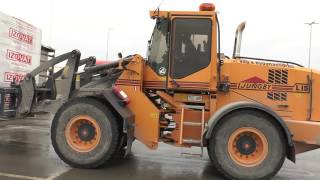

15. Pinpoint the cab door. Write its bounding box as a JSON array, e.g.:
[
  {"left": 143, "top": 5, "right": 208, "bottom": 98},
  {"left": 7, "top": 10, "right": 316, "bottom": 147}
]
[{"left": 168, "top": 17, "right": 216, "bottom": 91}]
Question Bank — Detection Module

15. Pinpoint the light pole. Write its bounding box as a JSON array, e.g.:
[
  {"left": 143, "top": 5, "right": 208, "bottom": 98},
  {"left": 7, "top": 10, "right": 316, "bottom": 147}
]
[
  {"left": 106, "top": 28, "right": 114, "bottom": 60},
  {"left": 305, "top": 21, "right": 318, "bottom": 68}
]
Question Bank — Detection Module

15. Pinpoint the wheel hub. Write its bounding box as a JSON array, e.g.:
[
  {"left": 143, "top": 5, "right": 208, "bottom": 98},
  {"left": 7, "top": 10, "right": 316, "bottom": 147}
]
[
  {"left": 236, "top": 135, "right": 257, "bottom": 155},
  {"left": 78, "top": 123, "right": 96, "bottom": 142},
  {"left": 228, "top": 127, "right": 268, "bottom": 167},
  {"left": 65, "top": 115, "right": 101, "bottom": 152}
]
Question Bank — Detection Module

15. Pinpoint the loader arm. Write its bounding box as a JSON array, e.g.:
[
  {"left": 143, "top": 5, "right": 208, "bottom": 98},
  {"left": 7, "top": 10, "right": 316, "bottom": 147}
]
[
  {"left": 52, "top": 56, "right": 96, "bottom": 80},
  {"left": 53, "top": 56, "right": 96, "bottom": 87},
  {"left": 16, "top": 50, "right": 81, "bottom": 116}
]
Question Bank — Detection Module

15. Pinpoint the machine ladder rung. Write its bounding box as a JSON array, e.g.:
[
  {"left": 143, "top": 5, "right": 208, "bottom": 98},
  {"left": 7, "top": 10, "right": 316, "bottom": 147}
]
[
  {"left": 179, "top": 105, "right": 205, "bottom": 157},
  {"left": 182, "top": 139, "right": 201, "bottom": 144}
]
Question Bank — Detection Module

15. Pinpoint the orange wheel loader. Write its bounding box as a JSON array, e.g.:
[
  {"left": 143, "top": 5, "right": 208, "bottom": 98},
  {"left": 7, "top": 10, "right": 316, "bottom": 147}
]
[{"left": 1, "top": 3, "right": 320, "bottom": 180}]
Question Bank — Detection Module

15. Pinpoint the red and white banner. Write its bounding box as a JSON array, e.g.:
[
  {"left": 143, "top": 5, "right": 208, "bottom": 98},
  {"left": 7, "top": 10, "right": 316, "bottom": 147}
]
[{"left": 0, "top": 11, "right": 41, "bottom": 87}]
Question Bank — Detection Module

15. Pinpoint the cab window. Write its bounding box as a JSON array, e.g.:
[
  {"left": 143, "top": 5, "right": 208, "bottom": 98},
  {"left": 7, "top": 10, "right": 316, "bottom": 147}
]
[
  {"left": 147, "top": 19, "right": 169, "bottom": 76},
  {"left": 171, "top": 18, "right": 212, "bottom": 79}
]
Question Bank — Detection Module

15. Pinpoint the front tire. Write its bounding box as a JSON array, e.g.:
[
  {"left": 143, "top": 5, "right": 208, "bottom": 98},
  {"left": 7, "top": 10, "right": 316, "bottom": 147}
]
[
  {"left": 208, "top": 110, "right": 286, "bottom": 180},
  {"left": 51, "top": 97, "right": 119, "bottom": 168}
]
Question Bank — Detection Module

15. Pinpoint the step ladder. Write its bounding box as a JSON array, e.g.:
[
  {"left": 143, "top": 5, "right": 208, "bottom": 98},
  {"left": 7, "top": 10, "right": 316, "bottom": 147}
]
[{"left": 179, "top": 105, "right": 206, "bottom": 157}]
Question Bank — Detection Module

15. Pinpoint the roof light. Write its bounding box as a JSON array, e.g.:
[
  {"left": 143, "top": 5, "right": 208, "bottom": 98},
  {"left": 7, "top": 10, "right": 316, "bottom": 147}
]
[
  {"left": 199, "top": 3, "right": 215, "bottom": 11},
  {"left": 112, "top": 86, "right": 130, "bottom": 105}
]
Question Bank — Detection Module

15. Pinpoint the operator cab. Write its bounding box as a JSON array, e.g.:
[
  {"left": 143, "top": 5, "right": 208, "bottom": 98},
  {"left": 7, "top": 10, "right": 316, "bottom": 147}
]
[{"left": 145, "top": 3, "right": 217, "bottom": 91}]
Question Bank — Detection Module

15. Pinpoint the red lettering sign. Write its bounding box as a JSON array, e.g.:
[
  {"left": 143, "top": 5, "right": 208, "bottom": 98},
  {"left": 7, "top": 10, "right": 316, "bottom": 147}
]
[
  {"left": 9, "top": 28, "right": 33, "bottom": 45},
  {"left": 6, "top": 49, "right": 32, "bottom": 65},
  {"left": 4, "top": 72, "right": 25, "bottom": 83}
]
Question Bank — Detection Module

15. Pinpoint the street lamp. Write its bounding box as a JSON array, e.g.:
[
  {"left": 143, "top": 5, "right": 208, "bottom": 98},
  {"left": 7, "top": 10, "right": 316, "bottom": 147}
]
[{"left": 305, "top": 21, "right": 318, "bottom": 68}]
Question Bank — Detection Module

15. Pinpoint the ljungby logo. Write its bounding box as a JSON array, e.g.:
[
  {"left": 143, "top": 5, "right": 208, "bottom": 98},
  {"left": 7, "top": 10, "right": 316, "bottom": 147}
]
[{"left": 238, "top": 76, "right": 272, "bottom": 90}]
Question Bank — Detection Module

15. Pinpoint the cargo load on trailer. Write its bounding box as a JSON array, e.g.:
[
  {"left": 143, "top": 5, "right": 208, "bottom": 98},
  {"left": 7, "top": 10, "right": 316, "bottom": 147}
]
[{"left": 0, "top": 11, "right": 41, "bottom": 87}]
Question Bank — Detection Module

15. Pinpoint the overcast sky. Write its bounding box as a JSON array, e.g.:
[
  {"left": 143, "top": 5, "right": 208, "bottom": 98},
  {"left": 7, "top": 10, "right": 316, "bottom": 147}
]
[{"left": 1, "top": 0, "right": 319, "bottom": 68}]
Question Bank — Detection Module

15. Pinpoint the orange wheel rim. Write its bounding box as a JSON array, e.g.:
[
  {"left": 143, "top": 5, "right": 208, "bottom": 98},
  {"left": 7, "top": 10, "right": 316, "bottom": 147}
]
[
  {"left": 228, "top": 127, "right": 268, "bottom": 167},
  {"left": 65, "top": 115, "right": 101, "bottom": 152}
]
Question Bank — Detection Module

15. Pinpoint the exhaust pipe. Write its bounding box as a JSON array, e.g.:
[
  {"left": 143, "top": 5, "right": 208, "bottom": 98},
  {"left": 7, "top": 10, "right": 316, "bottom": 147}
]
[{"left": 232, "top": 21, "right": 246, "bottom": 58}]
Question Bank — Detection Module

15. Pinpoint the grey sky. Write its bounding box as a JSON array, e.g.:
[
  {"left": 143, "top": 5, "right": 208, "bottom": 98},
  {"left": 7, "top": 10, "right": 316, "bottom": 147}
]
[{"left": 1, "top": 0, "right": 319, "bottom": 68}]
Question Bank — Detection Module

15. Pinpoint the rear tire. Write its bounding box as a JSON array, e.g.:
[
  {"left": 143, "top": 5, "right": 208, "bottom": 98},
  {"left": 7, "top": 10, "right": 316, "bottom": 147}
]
[
  {"left": 51, "top": 97, "right": 119, "bottom": 168},
  {"left": 207, "top": 110, "right": 286, "bottom": 180}
]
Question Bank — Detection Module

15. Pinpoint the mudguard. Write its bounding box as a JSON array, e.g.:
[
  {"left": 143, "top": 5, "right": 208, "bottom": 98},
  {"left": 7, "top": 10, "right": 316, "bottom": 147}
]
[
  {"left": 102, "top": 90, "right": 135, "bottom": 156},
  {"left": 204, "top": 101, "right": 295, "bottom": 162}
]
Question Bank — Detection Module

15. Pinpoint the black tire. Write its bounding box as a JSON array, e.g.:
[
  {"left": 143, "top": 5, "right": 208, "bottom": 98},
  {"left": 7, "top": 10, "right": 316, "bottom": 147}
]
[
  {"left": 51, "top": 97, "right": 119, "bottom": 168},
  {"left": 207, "top": 110, "right": 286, "bottom": 180}
]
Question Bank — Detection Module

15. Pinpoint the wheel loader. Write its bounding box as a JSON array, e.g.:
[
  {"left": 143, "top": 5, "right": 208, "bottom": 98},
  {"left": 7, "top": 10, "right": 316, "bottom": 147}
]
[{"left": 1, "top": 3, "right": 320, "bottom": 180}]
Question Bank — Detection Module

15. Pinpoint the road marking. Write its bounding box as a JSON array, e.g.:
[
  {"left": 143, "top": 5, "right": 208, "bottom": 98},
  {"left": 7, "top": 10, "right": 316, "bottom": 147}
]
[
  {"left": 0, "top": 168, "right": 71, "bottom": 180},
  {"left": 46, "top": 168, "right": 71, "bottom": 180},
  {"left": 0, "top": 172, "right": 45, "bottom": 180}
]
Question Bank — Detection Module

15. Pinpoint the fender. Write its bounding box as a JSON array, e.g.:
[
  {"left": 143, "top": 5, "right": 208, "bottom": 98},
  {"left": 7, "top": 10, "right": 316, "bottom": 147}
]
[
  {"left": 71, "top": 88, "right": 135, "bottom": 156},
  {"left": 102, "top": 90, "right": 135, "bottom": 126},
  {"left": 204, "top": 101, "right": 295, "bottom": 162},
  {"left": 102, "top": 90, "right": 135, "bottom": 156}
]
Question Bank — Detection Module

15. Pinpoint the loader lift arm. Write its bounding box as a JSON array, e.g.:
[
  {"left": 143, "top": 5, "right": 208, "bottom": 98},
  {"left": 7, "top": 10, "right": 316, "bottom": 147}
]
[
  {"left": 16, "top": 50, "right": 82, "bottom": 117},
  {"left": 0, "top": 49, "right": 134, "bottom": 118},
  {"left": 52, "top": 55, "right": 96, "bottom": 81}
]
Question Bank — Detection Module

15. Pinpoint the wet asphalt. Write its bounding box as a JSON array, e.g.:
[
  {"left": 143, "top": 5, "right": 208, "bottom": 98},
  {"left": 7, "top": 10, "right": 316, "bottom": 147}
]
[{"left": 0, "top": 116, "right": 319, "bottom": 180}]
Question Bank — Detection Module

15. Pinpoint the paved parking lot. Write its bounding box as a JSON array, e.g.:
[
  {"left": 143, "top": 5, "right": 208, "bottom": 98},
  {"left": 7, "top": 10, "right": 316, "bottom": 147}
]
[{"left": 0, "top": 116, "right": 319, "bottom": 180}]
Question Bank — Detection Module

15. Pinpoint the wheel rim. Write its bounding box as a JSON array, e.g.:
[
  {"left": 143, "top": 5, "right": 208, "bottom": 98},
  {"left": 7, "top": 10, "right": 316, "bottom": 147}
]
[
  {"left": 228, "top": 127, "right": 268, "bottom": 167},
  {"left": 65, "top": 115, "right": 101, "bottom": 152}
]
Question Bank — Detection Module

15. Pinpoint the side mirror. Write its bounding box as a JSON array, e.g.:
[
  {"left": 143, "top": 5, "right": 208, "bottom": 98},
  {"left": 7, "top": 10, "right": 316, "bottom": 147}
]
[
  {"left": 118, "top": 52, "right": 123, "bottom": 59},
  {"left": 156, "top": 17, "right": 166, "bottom": 30},
  {"left": 146, "top": 40, "right": 152, "bottom": 60},
  {"left": 147, "top": 40, "right": 152, "bottom": 49}
]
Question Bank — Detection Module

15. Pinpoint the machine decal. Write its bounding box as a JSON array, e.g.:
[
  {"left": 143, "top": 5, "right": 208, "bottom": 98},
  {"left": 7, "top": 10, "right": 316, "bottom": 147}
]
[
  {"left": 230, "top": 70, "right": 310, "bottom": 98},
  {"left": 143, "top": 81, "right": 166, "bottom": 89},
  {"left": 236, "top": 76, "right": 272, "bottom": 91},
  {"left": 158, "top": 67, "right": 167, "bottom": 76},
  {"left": 187, "top": 95, "right": 203, "bottom": 102},
  {"left": 115, "top": 79, "right": 140, "bottom": 86},
  {"left": 234, "top": 59, "right": 294, "bottom": 68},
  {"left": 170, "top": 81, "right": 210, "bottom": 89},
  {"left": 294, "top": 84, "right": 310, "bottom": 93},
  {"left": 143, "top": 81, "right": 210, "bottom": 90}
]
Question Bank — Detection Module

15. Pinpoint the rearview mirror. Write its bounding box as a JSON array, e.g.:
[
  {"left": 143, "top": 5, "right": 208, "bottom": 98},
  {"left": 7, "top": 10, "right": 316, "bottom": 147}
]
[{"left": 118, "top": 52, "right": 123, "bottom": 59}]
